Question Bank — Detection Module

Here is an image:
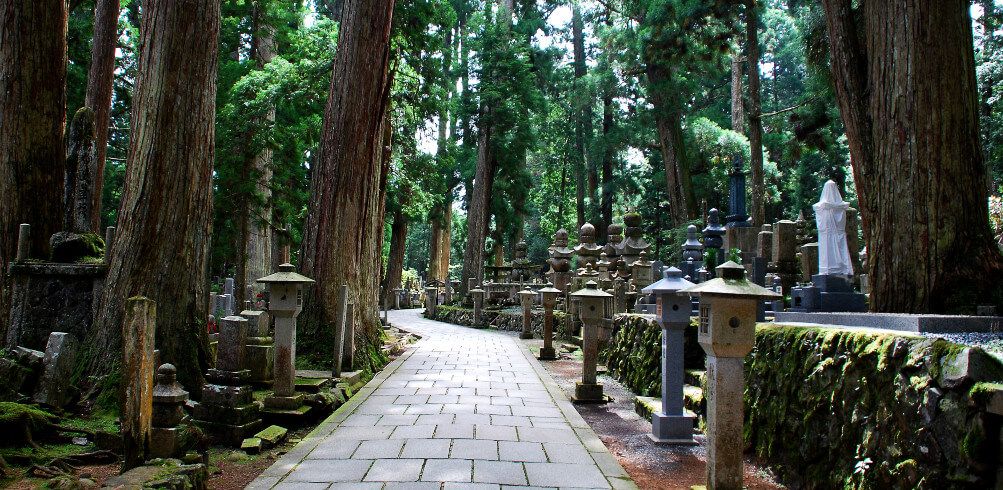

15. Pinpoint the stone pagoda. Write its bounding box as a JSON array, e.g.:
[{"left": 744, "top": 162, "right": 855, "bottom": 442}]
[
  {"left": 574, "top": 223, "right": 602, "bottom": 271},
  {"left": 547, "top": 229, "right": 574, "bottom": 292},
  {"left": 619, "top": 210, "right": 651, "bottom": 266}
]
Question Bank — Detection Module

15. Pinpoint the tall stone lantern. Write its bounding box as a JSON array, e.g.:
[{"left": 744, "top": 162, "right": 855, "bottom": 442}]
[
  {"left": 518, "top": 289, "right": 536, "bottom": 339},
  {"left": 570, "top": 281, "right": 612, "bottom": 403},
  {"left": 641, "top": 267, "right": 696, "bottom": 444},
  {"left": 679, "top": 261, "right": 780, "bottom": 490},
  {"left": 537, "top": 284, "right": 562, "bottom": 360},
  {"left": 257, "top": 264, "right": 315, "bottom": 410}
]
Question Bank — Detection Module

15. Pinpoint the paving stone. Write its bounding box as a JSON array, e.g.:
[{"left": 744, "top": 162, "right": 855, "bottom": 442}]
[
  {"left": 435, "top": 424, "right": 476, "bottom": 439},
  {"left": 498, "top": 441, "right": 548, "bottom": 463},
  {"left": 524, "top": 462, "right": 610, "bottom": 488},
  {"left": 444, "top": 483, "right": 502, "bottom": 490},
  {"left": 377, "top": 414, "right": 420, "bottom": 426},
  {"left": 491, "top": 415, "right": 531, "bottom": 427},
  {"left": 309, "top": 439, "right": 362, "bottom": 459},
  {"left": 285, "top": 459, "right": 373, "bottom": 482},
  {"left": 364, "top": 458, "right": 424, "bottom": 482},
  {"left": 517, "top": 427, "right": 579, "bottom": 444},
  {"left": 353, "top": 439, "right": 405, "bottom": 459},
  {"left": 452, "top": 439, "right": 499, "bottom": 460},
  {"left": 391, "top": 424, "right": 438, "bottom": 439},
  {"left": 543, "top": 443, "right": 593, "bottom": 465},
  {"left": 402, "top": 438, "right": 452, "bottom": 458},
  {"left": 475, "top": 424, "right": 518, "bottom": 442},
  {"left": 422, "top": 458, "right": 473, "bottom": 482},
  {"left": 473, "top": 460, "right": 528, "bottom": 485}
]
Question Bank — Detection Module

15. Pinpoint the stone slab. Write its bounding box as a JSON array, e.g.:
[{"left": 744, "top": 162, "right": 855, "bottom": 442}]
[{"left": 774, "top": 312, "right": 1003, "bottom": 333}]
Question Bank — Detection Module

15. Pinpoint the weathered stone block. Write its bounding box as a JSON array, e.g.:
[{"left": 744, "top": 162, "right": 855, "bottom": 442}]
[{"left": 32, "top": 332, "right": 79, "bottom": 408}]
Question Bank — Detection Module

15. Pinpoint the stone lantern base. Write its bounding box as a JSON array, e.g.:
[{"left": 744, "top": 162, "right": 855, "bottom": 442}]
[
  {"left": 572, "top": 382, "right": 606, "bottom": 403},
  {"left": 649, "top": 412, "right": 697, "bottom": 445},
  {"left": 537, "top": 345, "right": 557, "bottom": 360}
]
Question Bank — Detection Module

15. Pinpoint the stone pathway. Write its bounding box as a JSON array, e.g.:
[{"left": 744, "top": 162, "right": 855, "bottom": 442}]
[{"left": 248, "top": 309, "right": 637, "bottom": 490}]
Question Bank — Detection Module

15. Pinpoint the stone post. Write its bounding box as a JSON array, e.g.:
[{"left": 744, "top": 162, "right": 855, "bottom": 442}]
[
  {"left": 333, "top": 284, "right": 348, "bottom": 379},
  {"left": 570, "top": 281, "right": 612, "bottom": 403},
  {"left": 15, "top": 223, "right": 30, "bottom": 262},
  {"left": 518, "top": 289, "right": 535, "bottom": 339},
  {"left": 443, "top": 281, "right": 452, "bottom": 304},
  {"left": 538, "top": 285, "right": 561, "bottom": 360},
  {"left": 471, "top": 286, "right": 485, "bottom": 326},
  {"left": 343, "top": 302, "right": 355, "bottom": 373},
  {"left": 425, "top": 285, "right": 438, "bottom": 318},
  {"left": 150, "top": 364, "right": 189, "bottom": 459},
  {"left": 242, "top": 308, "right": 273, "bottom": 386},
  {"left": 392, "top": 288, "right": 402, "bottom": 310},
  {"left": 121, "top": 297, "right": 156, "bottom": 471}
]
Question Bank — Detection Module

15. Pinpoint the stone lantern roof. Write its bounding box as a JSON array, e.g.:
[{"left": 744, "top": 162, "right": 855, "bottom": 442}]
[
  {"left": 571, "top": 280, "right": 613, "bottom": 299},
  {"left": 679, "top": 261, "right": 780, "bottom": 299},
  {"left": 538, "top": 283, "right": 562, "bottom": 295},
  {"left": 642, "top": 266, "right": 694, "bottom": 294},
  {"left": 257, "top": 263, "right": 315, "bottom": 285}
]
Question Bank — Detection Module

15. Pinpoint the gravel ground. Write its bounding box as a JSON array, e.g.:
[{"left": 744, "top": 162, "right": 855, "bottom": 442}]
[
  {"left": 520, "top": 335, "right": 785, "bottom": 490},
  {"left": 922, "top": 332, "right": 1003, "bottom": 356}
]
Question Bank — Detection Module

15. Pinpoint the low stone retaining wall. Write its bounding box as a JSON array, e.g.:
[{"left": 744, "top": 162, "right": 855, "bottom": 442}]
[
  {"left": 425, "top": 305, "right": 570, "bottom": 336},
  {"left": 603, "top": 314, "right": 1003, "bottom": 488}
]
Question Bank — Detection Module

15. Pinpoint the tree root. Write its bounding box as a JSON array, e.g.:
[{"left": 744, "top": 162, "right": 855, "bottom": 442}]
[{"left": 28, "top": 450, "right": 117, "bottom": 479}]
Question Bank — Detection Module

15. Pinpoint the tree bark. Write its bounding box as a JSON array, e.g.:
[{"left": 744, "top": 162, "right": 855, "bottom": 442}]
[
  {"left": 461, "top": 125, "right": 495, "bottom": 294},
  {"left": 647, "top": 65, "right": 696, "bottom": 224},
  {"left": 85, "top": 0, "right": 120, "bottom": 231},
  {"left": 730, "top": 54, "right": 745, "bottom": 133},
  {"left": 0, "top": 0, "right": 68, "bottom": 334},
  {"left": 382, "top": 207, "right": 407, "bottom": 306},
  {"left": 299, "top": 0, "right": 395, "bottom": 369},
  {"left": 822, "top": 0, "right": 1003, "bottom": 313},
  {"left": 236, "top": 3, "right": 276, "bottom": 305},
  {"left": 86, "top": 0, "right": 219, "bottom": 392},
  {"left": 572, "top": 1, "right": 594, "bottom": 229},
  {"left": 746, "top": 1, "right": 765, "bottom": 225}
]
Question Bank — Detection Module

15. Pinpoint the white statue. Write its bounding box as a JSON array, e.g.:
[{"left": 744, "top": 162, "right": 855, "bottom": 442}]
[{"left": 813, "top": 180, "right": 853, "bottom": 276}]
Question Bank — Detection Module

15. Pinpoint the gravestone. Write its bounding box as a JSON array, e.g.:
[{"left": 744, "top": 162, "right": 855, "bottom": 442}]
[
  {"left": 333, "top": 285, "right": 348, "bottom": 378},
  {"left": 702, "top": 209, "right": 726, "bottom": 268},
  {"left": 150, "top": 364, "right": 189, "bottom": 459},
  {"left": 343, "top": 302, "right": 356, "bottom": 373},
  {"left": 726, "top": 155, "right": 751, "bottom": 228},
  {"left": 32, "top": 332, "right": 79, "bottom": 408},
  {"left": 63, "top": 108, "right": 97, "bottom": 234},
  {"left": 572, "top": 224, "right": 600, "bottom": 272},
  {"left": 242, "top": 308, "right": 273, "bottom": 387},
  {"left": 619, "top": 211, "right": 651, "bottom": 266},
  {"left": 193, "top": 316, "right": 262, "bottom": 445}
]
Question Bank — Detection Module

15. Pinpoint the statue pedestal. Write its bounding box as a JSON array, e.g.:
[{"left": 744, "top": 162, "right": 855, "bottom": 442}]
[{"left": 789, "top": 274, "right": 866, "bottom": 313}]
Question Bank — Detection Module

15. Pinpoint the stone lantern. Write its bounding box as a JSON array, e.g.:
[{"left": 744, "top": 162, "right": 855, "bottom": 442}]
[
  {"left": 570, "top": 281, "right": 612, "bottom": 403},
  {"left": 257, "top": 264, "right": 315, "bottom": 411},
  {"left": 470, "top": 284, "right": 486, "bottom": 326},
  {"left": 537, "top": 284, "right": 562, "bottom": 360},
  {"left": 518, "top": 289, "right": 536, "bottom": 339},
  {"left": 679, "top": 261, "right": 780, "bottom": 490},
  {"left": 641, "top": 267, "right": 696, "bottom": 444},
  {"left": 150, "top": 363, "right": 189, "bottom": 458}
]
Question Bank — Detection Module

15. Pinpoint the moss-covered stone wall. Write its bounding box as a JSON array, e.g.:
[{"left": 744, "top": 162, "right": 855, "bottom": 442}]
[
  {"left": 746, "top": 326, "right": 1002, "bottom": 488},
  {"left": 424, "top": 305, "right": 570, "bottom": 337},
  {"left": 602, "top": 315, "right": 1003, "bottom": 488}
]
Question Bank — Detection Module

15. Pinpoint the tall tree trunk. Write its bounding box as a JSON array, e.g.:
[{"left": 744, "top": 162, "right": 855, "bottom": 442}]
[
  {"left": 461, "top": 125, "right": 495, "bottom": 294},
  {"left": 299, "top": 0, "right": 395, "bottom": 370},
  {"left": 437, "top": 201, "right": 452, "bottom": 280},
  {"left": 236, "top": 3, "right": 276, "bottom": 305},
  {"left": 731, "top": 55, "right": 745, "bottom": 133},
  {"left": 822, "top": 0, "right": 1003, "bottom": 313},
  {"left": 572, "top": 1, "right": 595, "bottom": 227},
  {"left": 381, "top": 207, "right": 407, "bottom": 306},
  {"left": 647, "top": 65, "right": 696, "bottom": 224},
  {"left": 86, "top": 0, "right": 219, "bottom": 392},
  {"left": 0, "top": 0, "right": 67, "bottom": 334},
  {"left": 429, "top": 26, "right": 454, "bottom": 283},
  {"left": 600, "top": 94, "right": 614, "bottom": 236},
  {"left": 85, "top": 0, "right": 120, "bottom": 231},
  {"left": 746, "top": 1, "right": 765, "bottom": 225}
]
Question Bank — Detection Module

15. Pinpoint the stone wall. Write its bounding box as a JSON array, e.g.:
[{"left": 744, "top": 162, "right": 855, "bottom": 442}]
[
  {"left": 602, "top": 315, "right": 1003, "bottom": 488},
  {"left": 425, "top": 305, "right": 570, "bottom": 337}
]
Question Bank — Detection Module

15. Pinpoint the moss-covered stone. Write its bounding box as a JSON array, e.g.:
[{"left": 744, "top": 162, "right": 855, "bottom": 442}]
[{"left": 426, "top": 305, "right": 570, "bottom": 337}]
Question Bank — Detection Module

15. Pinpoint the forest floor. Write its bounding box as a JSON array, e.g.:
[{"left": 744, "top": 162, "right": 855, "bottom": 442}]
[{"left": 525, "top": 338, "right": 785, "bottom": 490}]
